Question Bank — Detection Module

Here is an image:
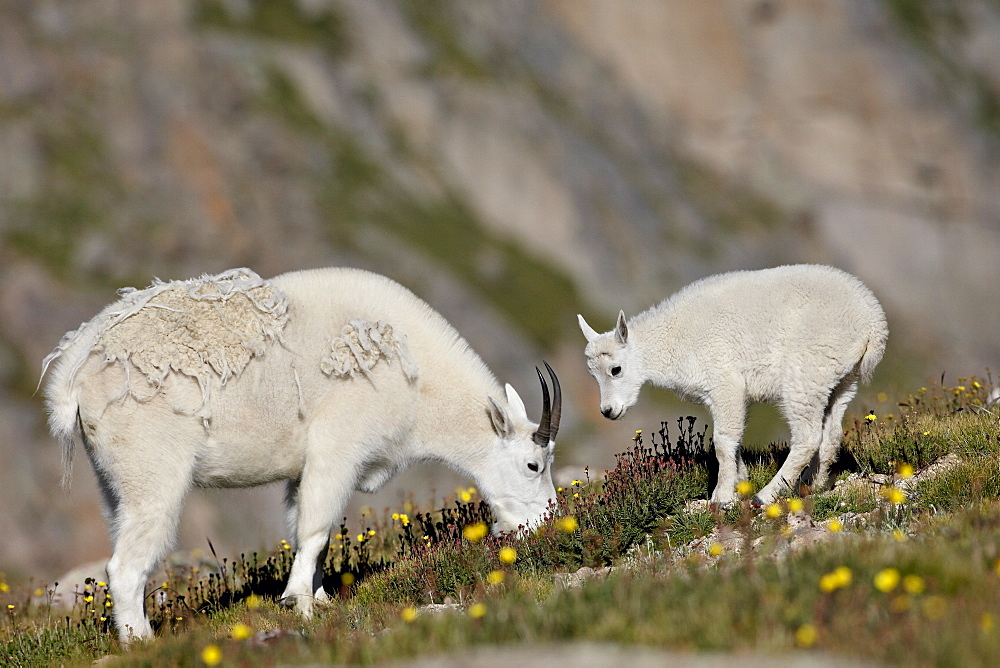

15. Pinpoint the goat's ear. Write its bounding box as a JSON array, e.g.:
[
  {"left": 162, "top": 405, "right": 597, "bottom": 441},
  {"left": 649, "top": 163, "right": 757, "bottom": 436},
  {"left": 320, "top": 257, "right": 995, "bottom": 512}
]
[
  {"left": 578, "top": 314, "right": 599, "bottom": 342},
  {"left": 615, "top": 310, "right": 629, "bottom": 344},
  {"left": 487, "top": 395, "right": 513, "bottom": 437},
  {"left": 504, "top": 383, "right": 528, "bottom": 421}
]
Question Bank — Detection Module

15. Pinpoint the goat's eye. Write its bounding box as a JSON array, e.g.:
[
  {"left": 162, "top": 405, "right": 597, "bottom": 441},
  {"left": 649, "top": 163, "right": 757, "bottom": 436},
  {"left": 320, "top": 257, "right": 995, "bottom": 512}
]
[
  {"left": 611, "top": 365, "right": 622, "bottom": 377},
  {"left": 527, "top": 462, "right": 539, "bottom": 472}
]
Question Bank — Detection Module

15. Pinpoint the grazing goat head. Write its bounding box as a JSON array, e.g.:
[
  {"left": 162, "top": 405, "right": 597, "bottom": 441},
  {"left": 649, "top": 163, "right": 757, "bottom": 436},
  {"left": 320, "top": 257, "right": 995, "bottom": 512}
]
[{"left": 484, "top": 362, "right": 561, "bottom": 534}]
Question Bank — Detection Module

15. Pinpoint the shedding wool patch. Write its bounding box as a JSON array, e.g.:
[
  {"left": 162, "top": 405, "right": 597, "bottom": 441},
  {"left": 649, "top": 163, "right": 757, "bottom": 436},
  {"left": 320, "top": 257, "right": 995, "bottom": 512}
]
[
  {"left": 320, "top": 319, "right": 418, "bottom": 381},
  {"left": 96, "top": 268, "right": 289, "bottom": 421}
]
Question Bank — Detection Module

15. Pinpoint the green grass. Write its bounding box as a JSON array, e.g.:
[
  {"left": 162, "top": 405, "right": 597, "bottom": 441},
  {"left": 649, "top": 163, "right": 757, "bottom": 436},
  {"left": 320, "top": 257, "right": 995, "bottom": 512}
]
[{"left": 3, "top": 375, "right": 1000, "bottom": 666}]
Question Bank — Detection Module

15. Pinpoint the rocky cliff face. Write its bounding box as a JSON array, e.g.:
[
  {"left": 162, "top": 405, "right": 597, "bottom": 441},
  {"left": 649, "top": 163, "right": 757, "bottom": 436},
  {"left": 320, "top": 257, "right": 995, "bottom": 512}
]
[{"left": 2, "top": 0, "right": 999, "bottom": 581}]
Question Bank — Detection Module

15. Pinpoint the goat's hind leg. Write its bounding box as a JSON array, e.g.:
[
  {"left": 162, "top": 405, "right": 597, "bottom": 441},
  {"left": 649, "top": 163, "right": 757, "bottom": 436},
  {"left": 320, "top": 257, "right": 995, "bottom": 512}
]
[
  {"left": 97, "top": 436, "right": 195, "bottom": 643},
  {"left": 756, "top": 399, "right": 825, "bottom": 505},
  {"left": 812, "top": 375, "right": 859, "bottom": 491}
]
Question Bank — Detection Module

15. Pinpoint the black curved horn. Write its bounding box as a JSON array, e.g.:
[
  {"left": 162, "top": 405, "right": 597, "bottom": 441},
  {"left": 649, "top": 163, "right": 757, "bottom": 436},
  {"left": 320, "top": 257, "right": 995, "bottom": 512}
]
[
  {"left": 533, "top": 366, "right": 551, "bottom": 447},
  {"left": 544, "top": 361, "right": 562, "bottom": 444}
]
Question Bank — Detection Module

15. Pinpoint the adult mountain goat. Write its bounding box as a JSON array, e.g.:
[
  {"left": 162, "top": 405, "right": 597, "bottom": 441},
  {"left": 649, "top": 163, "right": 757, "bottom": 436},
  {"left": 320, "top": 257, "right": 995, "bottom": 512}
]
[
  {"left": 42, "top": 267, "right": 561, "bottom": 641},
  {"left": 578, "top": 265, "right": 887, "bottom": 506}
]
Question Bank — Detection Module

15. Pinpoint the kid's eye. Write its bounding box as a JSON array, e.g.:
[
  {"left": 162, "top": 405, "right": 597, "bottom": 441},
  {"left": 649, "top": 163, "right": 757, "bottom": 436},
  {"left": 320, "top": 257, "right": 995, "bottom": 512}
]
[
  {"left": 527, "top": 462, "right": 539, "bottom": 472},
  {"left": 611, "top": 366, "right": 622, "bottom": 377}
]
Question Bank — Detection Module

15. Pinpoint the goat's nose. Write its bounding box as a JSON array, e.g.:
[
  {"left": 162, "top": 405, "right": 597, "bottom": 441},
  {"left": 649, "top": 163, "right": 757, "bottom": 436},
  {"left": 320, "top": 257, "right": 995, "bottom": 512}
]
[{"left": 601, "top": 407, "right": 614, "bottom": 418}]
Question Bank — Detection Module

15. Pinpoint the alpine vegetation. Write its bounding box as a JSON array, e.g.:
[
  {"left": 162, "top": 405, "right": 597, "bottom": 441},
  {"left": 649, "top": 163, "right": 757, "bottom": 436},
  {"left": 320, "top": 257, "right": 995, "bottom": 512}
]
[
  {"left": 578, "top": 264, "right": 887, "bottom": 506},
  {"left": 41, "top": 267, "right": 561, "bottom": 642}
]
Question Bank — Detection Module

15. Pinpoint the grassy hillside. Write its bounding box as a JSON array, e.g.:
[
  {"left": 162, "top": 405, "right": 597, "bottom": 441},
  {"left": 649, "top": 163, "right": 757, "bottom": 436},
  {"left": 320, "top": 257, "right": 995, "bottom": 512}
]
[{"left": 2, "top": 375, "right": 999, "bottom": 666}]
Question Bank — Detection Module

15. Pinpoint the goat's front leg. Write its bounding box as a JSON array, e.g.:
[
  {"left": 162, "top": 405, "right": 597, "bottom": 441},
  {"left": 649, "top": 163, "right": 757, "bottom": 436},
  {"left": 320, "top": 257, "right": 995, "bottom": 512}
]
[
  {"left": 280, "top": 442, "right": 355, "bottom": 617},
  {"left": 707, "top": 390, "right": 748, "bottom": 505}
]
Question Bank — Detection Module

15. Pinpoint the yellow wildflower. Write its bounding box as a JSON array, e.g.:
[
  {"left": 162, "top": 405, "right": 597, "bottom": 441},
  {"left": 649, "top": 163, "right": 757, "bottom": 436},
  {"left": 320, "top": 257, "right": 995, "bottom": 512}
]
[
  {"left": 735, "top": 481, "right": 753, "bottom": 496},
  {"left": 487, "top": 570, "right": 506, "bottom": 585},
  {"left": 892, "top": 528, "right": 907, "bottom": 542},
  {"left": 708, "top": 542, "right": 724, "bottom": 557},
  {"left": 245, "top": 594, "right": 262, "bottom": 609},
  {"left": 787, "top": 498, "right": 804, "bottom": 513},
  {"left": 827, "top": 519, "right": 843, "bottom": 533},
  {"left": 765, "top": 503, "right": 782, "bottom": 519},
  {"left": 865, "top": 412, "right": 877, "bottom": 422},
  {"left": 820, "top": 566, "right": 852, "bottom": 592},
  {"left": 795, "top": 623, "right": 818, "bottom": 648},
  {"left": 882, "top": 486, "right": 907, "bottom": 505},
  {"left": 231, "top": 623, "right": 253, "bottom": 641},
  {"left": 341, "top": 572, "right": 355, "bottom": 586},
  {"left": 902, "top": 574, "right": 925, "bottom": 595},
  {"left": 463, "top": 522, "right": 488, "bottom": 543},
  {"left": 498, "top": 546, "right": 517, "bottom": 565},
  {"left": 897, "top": 463, "right": 914, "bottom": 479},
  {"left": 0, "top": 583, "right": 8, "bottom": 593},
  {"left": 401, "top": 606, "right": 418, "bottom": 623},
  {"left": 201, "top": 644, "right": 223, "bottom": 667},
  {"left": 873, "top": 568, "right": 901, "bottom": 593},
  {"left": 468, "top": 602, "right": 487, "bottom": 619},
  {"left": 556, "top": 516, "right": 579, "bottom": 533}
]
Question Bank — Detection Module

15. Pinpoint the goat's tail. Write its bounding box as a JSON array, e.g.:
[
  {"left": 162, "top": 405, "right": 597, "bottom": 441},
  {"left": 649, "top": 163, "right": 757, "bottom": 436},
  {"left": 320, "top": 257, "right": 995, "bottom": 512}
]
[
  {"left": 858, "top": 316, "right": 889, "bottom": 386},
  {"left": 40, "top": 320, "right": 100, "bottom": 489}
]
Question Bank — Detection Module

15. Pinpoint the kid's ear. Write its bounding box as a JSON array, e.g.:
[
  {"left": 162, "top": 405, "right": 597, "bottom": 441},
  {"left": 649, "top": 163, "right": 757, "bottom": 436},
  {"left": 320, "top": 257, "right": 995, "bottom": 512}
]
[
  {"left": 504, "top": 383, "right": 528, "bottom": 421},
  {"left": 578, "top": 314, "right": 599, "bottom": 342},
  {"left": 487, "top": 395, "right": 513, "bottom": 437},
  {"left": 615, "top": 310, "right": 629, "bottom": 345}
]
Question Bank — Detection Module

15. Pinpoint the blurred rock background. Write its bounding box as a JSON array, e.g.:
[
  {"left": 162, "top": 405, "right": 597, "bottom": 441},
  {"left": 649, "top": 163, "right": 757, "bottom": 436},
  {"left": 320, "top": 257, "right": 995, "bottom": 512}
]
[{"left": 2, "top": 0, "right": 999, "bottom": 583}]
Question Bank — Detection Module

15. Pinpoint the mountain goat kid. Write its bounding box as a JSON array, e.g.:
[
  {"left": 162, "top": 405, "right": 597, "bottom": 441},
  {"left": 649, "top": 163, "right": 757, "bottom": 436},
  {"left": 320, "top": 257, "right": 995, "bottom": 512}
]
[
  {"left": 578, "top": 264, "right": 887, "bottom": 506},
  {"left": 42, "top": 267, "right": 561, "bottom": 642}
]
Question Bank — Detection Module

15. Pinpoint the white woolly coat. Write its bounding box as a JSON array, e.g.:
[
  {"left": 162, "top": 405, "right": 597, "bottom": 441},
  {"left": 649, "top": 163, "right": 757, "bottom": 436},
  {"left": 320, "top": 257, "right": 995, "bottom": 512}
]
[
  {"left": 46, "top": 268, "right": 507, "bottom": 490},
  {"left": 43, "top": 267, "right": 557, "bottom": 641},
  {"left": 581, "top": 264, "right": 887, "bottom": 505}
]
